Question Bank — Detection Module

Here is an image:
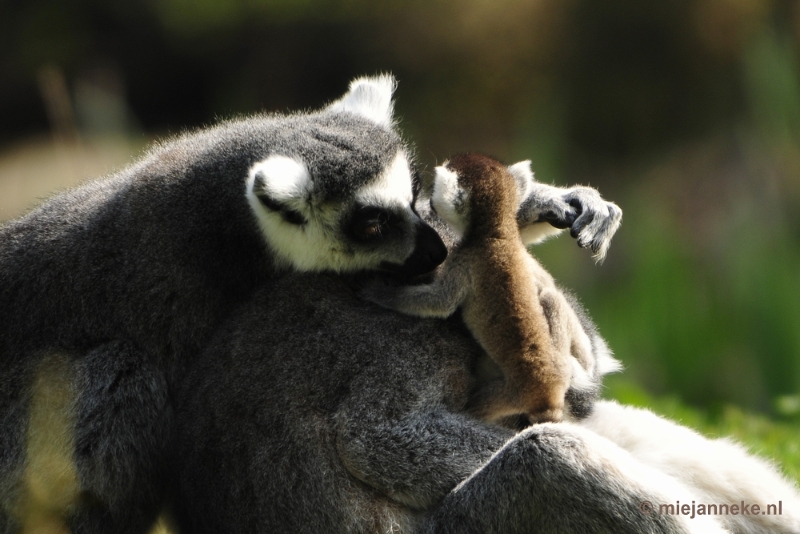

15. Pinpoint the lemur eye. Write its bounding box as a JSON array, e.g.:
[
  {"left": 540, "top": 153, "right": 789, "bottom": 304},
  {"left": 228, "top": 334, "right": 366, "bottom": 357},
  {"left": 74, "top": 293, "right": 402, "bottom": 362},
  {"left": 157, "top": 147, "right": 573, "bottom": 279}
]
[
  {"left": 347, "top": 206, "right": 395, "bottom": 242},
  {"left": 281, "top": 209, "right": 306, "bottom": 226},
  {"left": 363, "top": 223, "right": 381, "bottom": 238}
]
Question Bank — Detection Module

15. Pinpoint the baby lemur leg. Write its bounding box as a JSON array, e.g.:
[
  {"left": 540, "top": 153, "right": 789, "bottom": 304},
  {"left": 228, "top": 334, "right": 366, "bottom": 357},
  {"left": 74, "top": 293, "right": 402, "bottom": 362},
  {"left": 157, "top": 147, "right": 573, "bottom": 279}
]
[
  {"left": 465, "top": 255, "right": 605, "bottom": 425},
  {"left": 539, "top": 288, "right": 595, "bottom": 387},
  {"left": 416, "top": 167, "right": 622, "bottom": 260}
]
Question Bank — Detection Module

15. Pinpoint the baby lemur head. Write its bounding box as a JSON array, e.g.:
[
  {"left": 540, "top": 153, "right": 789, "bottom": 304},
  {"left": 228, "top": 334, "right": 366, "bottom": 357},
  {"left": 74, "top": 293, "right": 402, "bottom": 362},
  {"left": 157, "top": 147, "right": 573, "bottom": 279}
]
[{"left": 431, "top": 153, "right": 531, "bottom": 240}]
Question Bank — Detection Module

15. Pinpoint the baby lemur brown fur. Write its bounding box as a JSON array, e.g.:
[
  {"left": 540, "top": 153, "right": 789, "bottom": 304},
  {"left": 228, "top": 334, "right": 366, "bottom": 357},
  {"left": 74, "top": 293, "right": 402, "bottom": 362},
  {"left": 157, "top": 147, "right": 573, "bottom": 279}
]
[{"left": 364, "top": 153, "right": 571, "bottom": 423}]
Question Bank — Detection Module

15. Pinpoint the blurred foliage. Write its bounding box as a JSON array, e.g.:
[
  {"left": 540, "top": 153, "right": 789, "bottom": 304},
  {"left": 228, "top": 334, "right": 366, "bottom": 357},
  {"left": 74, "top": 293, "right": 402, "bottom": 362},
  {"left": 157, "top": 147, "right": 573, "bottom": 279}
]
[
  {"left": 1, "top": 0, "right": 800, "bottom": 419},
  {"left": 2, "top": 0, "right": 791, "bottom": 156}
]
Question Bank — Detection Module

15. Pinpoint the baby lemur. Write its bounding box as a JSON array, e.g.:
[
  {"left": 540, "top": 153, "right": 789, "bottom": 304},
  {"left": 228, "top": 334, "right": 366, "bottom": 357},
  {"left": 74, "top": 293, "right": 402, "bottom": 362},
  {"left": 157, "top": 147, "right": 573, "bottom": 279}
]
[{"left": 364, "top": 153, "right": 575, "bottom": 423}]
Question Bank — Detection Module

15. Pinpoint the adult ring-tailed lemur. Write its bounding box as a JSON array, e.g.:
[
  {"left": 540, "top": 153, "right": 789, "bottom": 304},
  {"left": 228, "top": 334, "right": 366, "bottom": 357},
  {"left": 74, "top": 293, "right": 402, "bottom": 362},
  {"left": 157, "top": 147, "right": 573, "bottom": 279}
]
[
  {"left": 2, "top": 75, "right": 451, "bottom": 532},
  {"left": 0, "top": 75, "right": 616, "bottom": 532}
]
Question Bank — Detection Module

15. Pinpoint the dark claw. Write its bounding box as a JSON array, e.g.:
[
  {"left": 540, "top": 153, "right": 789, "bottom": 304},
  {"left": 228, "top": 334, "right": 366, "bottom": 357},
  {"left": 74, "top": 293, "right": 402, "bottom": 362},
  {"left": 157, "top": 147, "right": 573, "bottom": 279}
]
[
  {"left": 570, "top": 210, "right": 594, "bottom": 239},
  {"left": 545, "top": 209, "right": 576, "bottom": 230}
]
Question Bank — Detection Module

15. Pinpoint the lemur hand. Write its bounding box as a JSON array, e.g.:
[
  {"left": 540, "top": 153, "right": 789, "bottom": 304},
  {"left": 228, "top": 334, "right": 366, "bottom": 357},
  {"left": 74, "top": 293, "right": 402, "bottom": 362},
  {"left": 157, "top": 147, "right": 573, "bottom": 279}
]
[
  {"left": 518, "top": 184, "right": 622, "bottom": 263},
  {"left": 358, "top": 272, "right": 463, "bottom": 319}
]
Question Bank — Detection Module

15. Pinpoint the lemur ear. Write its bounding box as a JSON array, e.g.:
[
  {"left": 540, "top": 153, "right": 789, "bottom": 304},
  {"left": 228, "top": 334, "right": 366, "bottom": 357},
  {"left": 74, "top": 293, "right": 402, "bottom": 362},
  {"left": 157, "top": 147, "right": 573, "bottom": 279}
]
[
  {"left": 432, "top": 164, "right": 469, "bottom": 237},
  {"left": 327, "top": 75, "right": 396, "bottom": 127},
  {"left": 247, "top": 155, "right": 311, "bottom": 225},
  {"left": 507, "top": 160, "right": 535, "bottom": 203}
]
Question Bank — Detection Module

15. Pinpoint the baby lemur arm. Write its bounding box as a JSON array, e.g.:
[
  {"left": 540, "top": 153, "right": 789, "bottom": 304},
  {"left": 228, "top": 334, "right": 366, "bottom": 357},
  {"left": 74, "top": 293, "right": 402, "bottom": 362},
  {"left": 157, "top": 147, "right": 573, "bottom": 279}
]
[
  {"left": 416, "top": 162, "right": 622, "bottom": 261},
  {"left": 518, "top": 182, "right": 622, "bottom": 262},
  {"left": 362, "top": 260, "right": 471, "bottom": 319}
]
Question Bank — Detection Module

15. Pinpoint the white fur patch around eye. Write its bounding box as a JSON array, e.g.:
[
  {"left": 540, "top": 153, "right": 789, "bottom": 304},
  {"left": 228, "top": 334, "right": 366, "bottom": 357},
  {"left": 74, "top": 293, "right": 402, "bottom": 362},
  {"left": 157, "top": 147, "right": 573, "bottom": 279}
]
[
  {"left": 508, "top": 160, "right": 534, "bottom": 202},
  {"left": 327, "top": 74, "right": 396, "bottom": 127},
  {"left": 247, "top": 155, "right": 311, "bottom": 204},
  {"left": 354, "top": 151, "right": 414, "bottom": 208},
  {"left": 432, "top": 165, "right": 468, "bottom": 239},
  {"left": 245, "top": 155, "right": 325, "bottom": 271},
  {"left": 245, "top": 153, "right": 416, "bottom": 274}
]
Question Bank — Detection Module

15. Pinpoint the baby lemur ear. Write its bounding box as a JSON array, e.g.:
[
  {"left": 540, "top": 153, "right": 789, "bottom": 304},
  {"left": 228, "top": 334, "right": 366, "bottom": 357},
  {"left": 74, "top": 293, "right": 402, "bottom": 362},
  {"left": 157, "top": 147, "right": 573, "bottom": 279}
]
[
  {"left": 326, "top": 74, "right": 396, "bottom": 127},
  {"left": 507, "top": 160, "right": 535, "bottom": 204},
  {"left": 247, "top": 155, "right": 311, "bottom": 226},
  {"left": 431, "top": 164, "right": 470, "bottom": 237}
]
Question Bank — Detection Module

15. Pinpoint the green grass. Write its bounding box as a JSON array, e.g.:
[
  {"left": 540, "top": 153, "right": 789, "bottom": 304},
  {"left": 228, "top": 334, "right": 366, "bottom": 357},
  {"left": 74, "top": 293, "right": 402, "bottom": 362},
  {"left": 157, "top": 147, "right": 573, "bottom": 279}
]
[{"left": 605, "top": 377, "right": 800, "bottom": 484}]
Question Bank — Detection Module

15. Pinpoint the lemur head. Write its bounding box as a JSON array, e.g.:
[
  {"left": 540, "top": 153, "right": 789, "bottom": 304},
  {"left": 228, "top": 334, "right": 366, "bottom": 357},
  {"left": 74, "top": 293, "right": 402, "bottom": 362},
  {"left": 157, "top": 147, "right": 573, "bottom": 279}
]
[
  {"left": 246, "top": 75, "right": 447, "bottom": 276},
  {"left": 431, "top": 153, "right": 534, "bottom": 240}
]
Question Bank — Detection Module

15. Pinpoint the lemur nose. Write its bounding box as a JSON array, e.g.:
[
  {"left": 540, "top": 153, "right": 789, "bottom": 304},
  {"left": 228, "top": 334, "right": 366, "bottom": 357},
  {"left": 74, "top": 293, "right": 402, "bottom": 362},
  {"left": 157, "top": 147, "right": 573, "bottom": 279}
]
[{"left": 399, "top": 222, "right": 448, "bottom": 276}]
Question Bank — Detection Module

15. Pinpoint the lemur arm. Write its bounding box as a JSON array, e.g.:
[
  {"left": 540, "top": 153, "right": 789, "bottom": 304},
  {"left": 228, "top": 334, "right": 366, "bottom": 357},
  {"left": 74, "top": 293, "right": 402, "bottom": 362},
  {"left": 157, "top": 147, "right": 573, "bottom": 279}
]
[
  {"left": 335, "top": 407, "right": 511, "bottom": 510},
  {"left": 336, "top": 401, "right": 725, "bottom": 533},
  {"left": 360, "top": 262, "right": 470, "bottom": 318},
  {"left": 415, "top": 181, "right": 622, "bottom": 262},
  {"left": 517, "top": 182, "right": 622, "bottom": 262}
]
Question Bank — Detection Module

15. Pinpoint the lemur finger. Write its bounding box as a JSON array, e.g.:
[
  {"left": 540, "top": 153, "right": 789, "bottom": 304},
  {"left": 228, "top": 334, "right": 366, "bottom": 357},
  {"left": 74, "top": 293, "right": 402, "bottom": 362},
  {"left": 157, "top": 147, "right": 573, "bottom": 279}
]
[
  {"left": 566, "top": 189, "right": 603, "bottom": 238},
  {"left": 517, "top": 194, "right": 573, "bottom": 229},
  {"left": 576, "top": 201, "right": 622, "bottom": 263},
  {"left": 570, "top": 209, "right": 596, "bottom": 240}
]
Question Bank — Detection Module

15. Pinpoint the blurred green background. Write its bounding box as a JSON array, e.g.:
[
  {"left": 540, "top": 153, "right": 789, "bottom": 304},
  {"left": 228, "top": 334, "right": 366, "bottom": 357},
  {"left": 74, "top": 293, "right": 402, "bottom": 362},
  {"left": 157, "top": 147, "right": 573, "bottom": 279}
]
[{"left": 2, "top": 0, "right": 799, "bottom": 474}]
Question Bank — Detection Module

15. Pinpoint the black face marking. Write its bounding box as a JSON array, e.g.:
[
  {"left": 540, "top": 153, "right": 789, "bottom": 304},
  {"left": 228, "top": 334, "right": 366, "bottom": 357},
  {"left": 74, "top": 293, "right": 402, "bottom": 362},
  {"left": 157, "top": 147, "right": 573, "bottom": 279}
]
[
  {"left": 253, "top": 170, "right": 308, "bottom": 226},
  {"left": 255, "top": 193, "right": 307, "bottom": 226},
  {"left": 346, "top": 205, "right": 400, "bottom": 243},
  {"left": 281, "top": 208, "right": 307, "bottom": 226}
]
